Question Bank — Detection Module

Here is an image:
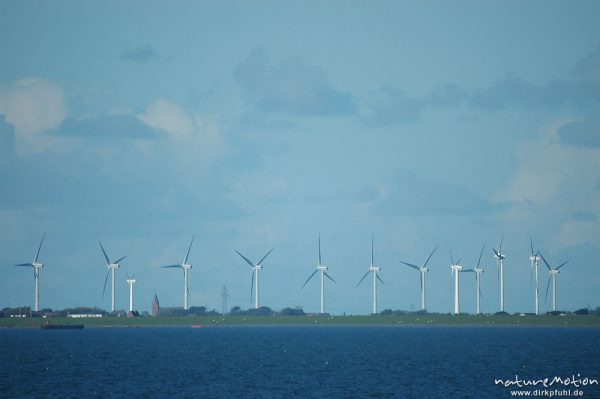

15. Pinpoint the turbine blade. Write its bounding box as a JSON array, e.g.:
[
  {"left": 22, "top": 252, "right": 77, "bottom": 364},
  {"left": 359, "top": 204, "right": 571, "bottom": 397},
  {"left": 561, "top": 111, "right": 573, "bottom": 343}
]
[
  {"left": 13, "top": 263, "right": 34, "bottom": 267},
  {"left": 538, "top": 252, "right": 552, "bottom": 271},
  {"left": 250, "top": 269, "right": 255, "bottom": 303},
  {"left": 34, "top": 233, "right": 45, "bottom": 264},
  {"left": 419, "top": 271, "right": 423, "bottom": 294},
  {"left": 530, "top": 238, "right": 535, "bottom": 257},
  {"left": 184, "top": 235, "right": 195, "bottom": 265},
  {"left": 529, "top": 262, "right": 533, "bottom": 287},
  {"left": 457, "top": 258, "right": 462, "bottom": 265},
  {"left": 424, "top": 246, "right": 438, "bottom": 267},
  {"left": 499, "top": 234, "right": 504, "bottom": 253},
  {"left": 371, "top": 235, "right": 374, "bottom": 267},
  {"left": 162, "top": 265, "right": 182, "bottom": 269},
  {"left": 450, "top": 251, "right": 455, "bottom": 266},
  {"left": 376, "top": 274, "right": 385, "bottom": 285},
  {"left": 114, "top": 255, "right": 127, "bottom": 265},
  {"left": 399, "top": 260, "right": 420, "bottom": 270},
  {"left": 301, "top": 269, "right": 319, "bottom": 289},
  {"left": 324, "top": 272, "right": 336, "bottom": 283},
  {"left": 476, "top": 242, "right": 486, "bottom": 268},
  {"left": 99, "top": 241, "right": 111, "bottom": 264},
  {"left": 187, "top": 276, "right": 191, "bottom": 301},
  {"left": 462, "top": 268, "right": 474, "bottom": 272},
  {"left": 355, "top": 270, "right": 370, "bottom": 288},
  {"left": 318, "top": 234, "right": 322, "bottom": 266},
  {"left": 556, "top": 261, "right": 569, "bottom": 270},
  {"left": 235, "top": 250, "right": 255, "bottom": 268},
  {"left": 545, "top": 276, "right": 551, "bottom": 302},
  {"left": 102, "top": 269, "right": 110, "bottom": 302},
  {"left": 257, "top": 249, "right": 274, "bottom": 266},
  {"left": 479, "top": 285, "right": 483, "bottom": 300},
  {"left": 492, "top": 248, "right": 499, "bottom": 258}
]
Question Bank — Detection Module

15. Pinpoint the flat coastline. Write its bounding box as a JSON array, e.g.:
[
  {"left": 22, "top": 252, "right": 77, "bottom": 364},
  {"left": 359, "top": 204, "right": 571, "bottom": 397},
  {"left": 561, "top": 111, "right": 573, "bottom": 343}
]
[{"left": 1, "top": 314, "right": 599, "bottom": 328}]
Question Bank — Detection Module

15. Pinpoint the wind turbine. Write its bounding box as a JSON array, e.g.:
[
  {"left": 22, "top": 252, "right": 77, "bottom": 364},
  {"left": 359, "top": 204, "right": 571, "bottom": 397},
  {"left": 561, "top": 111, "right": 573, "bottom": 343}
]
[
  {"left": 99, "top": 241, "right": 127, "bottom": 313},
  {"left": 356, "top": 236, "right": 384, "bottom": 314},
  {"left": 492, "top": 235, "right": 506, "bottom": 312},
  {"left": 235, "top": 248, "right": 274, "bottom": 309},
  {"left": 450, "top": 252, "right": 463, "bottom": 315},
  {"left": 126, "top": 273, "right": 136, "bottom": 313},
  {"left": 399, "top": 246, "right": 437, "bottom": 311},
  {"left": 529, "top": 239, "right": 541, "bottom": 315},
  {"left": 539, "top": 252, "right": 569, "bottom": 312},
  {"left": 302, "top": 235, "right": 336, "bottom": 314},
  {"left": 162, "top": 236, "right": 195, "bottom": 310},
  {"left": 462, "top": 243, "right": 486, "bottom": 315},
  {"left": 13, "top": 233, "right": 46, "bottom": 312}
]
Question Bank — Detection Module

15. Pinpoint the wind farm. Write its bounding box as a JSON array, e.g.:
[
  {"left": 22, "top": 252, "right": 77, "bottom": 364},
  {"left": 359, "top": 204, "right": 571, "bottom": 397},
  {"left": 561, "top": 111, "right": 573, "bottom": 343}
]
[{"left": 2, "top": 233, "right": 595, "bottom": 323}]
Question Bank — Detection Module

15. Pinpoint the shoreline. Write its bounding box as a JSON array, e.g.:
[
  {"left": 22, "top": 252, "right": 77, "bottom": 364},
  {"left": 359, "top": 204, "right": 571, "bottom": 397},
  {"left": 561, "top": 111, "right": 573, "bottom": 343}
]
[{"left": 2, "top": 314, "right": 599, "bottom": 329}]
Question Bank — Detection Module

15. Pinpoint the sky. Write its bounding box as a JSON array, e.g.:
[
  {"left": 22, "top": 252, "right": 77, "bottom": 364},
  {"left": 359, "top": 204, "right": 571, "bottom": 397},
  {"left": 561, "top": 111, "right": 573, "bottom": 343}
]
[{"left": 1, "top": 1, "right": 600, "bottom": 315}]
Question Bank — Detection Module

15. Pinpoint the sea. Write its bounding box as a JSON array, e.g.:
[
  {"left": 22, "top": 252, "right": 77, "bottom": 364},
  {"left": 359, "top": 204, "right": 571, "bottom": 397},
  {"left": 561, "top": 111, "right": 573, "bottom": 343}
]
[{"left": 1, "top": 326, "right": 599, "bottom": 398}]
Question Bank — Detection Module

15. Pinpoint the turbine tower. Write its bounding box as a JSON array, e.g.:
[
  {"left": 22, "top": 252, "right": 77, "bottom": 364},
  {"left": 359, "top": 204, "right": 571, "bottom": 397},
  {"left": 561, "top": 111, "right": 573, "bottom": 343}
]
[
  {"left": 539, "top": 252, "right": 569, "bottom": 312},
  {"left": 13, "top": 233, "right": 46, "bottom": 312},
  {"left": 492, "top": 235, "right": 506, "bottom": 312},
  {"left": 99, "top": 241, "right": 127, "bottom": 313},
  {"left": 162, "top": 235, "right": 195, "bottom": 310},
  {"left": 450, "top": 252, "right": 463, "bottom": 315},
  {"left": 462, "top": 243, "right": 486, "bottom": 315},
  {"left": 235, "top": 248, "right": 274, "bottom": 309},
  {"left": 302, "top": 235, "right": 336, "bottom": 314},
  {"left": 126, "top": 273, "right": 136, "bottom": 313},
  {"left": 356, "top": 236, "right": 384, "bottom": 314},
  {"left": 529, "top": 239, "right": 541, "bottom": 315},
  {"left": 399, "top": 246, "right": 437, "bottom": 311}
]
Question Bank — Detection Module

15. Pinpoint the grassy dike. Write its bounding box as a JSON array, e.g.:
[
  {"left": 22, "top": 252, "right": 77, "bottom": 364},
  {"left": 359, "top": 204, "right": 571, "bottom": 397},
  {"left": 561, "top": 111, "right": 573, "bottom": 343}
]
[{"left": 1, "top": 314, "right": 600, "bottom": 328}]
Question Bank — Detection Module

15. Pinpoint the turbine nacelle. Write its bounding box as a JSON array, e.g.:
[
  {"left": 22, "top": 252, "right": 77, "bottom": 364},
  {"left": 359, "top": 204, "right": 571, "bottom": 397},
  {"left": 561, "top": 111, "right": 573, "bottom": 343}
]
[
  {"left": 549, "top": 269, "right": 560, "bottom": 275},
  {"left": 419, "top": 267, "right": 428, "bottom": 273},
  {"left": 107, "top": 263, "right": 120, "bottom": 269},
  {"left": 126, "top": 279, "right": 136, "bottom": 284},
  {"left": 451, "top": 265, "right": 463, "bottom": 274},
  {"left": 317, "top": 264, "right": 328, "bottom": 271},
  {"left": 474, "top": 267, "right": 484, "bottom": 274},
  {"left": 253, "top": 265, "right": 263, "bottom": 271},
  {"left": 369, "top": 265, "right": 381, "bottom": 272},
  {"left": 32, "top": 262, "right": 43, "bottom": 269},
  {"left": 182, "top": 263, "right": 192, "bottom": 270},
  {"left": 529, "top": 255, "right": 540, "bottom": 262}
]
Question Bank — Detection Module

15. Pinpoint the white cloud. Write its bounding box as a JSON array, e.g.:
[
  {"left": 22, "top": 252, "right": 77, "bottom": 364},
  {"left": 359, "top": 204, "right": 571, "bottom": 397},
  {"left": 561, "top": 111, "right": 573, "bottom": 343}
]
[
  {"left": 495, "top": 120, "right": 600, "bottom": 247},
  {"left": 139, "top": 99, "right": 194, "bottom": 138},
  {"left": 0, "top": 78, "right": 66, "bottom": 152},
  {"left": 138, "top": 98, "right": 225, "bottom": 180}
]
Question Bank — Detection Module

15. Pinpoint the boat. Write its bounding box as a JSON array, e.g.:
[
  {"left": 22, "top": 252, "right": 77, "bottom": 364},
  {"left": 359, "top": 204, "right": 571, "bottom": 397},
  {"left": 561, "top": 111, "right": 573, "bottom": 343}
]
[{"left": 41, "top": 323, "right": 84, "bottom": 330}]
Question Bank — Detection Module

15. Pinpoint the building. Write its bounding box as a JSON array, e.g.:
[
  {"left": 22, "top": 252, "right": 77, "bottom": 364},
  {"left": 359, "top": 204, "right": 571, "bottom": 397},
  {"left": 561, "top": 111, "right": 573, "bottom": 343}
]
[{"left": 152, "top": 293, "right": 160, "bottom": 316}]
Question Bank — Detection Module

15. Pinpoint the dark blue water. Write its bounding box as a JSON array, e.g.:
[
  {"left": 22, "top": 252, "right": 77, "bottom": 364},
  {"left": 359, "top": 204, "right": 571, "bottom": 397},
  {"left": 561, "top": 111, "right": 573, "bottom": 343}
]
[{"left": 1, "top": 326, "right": 599, "bottom": 398}]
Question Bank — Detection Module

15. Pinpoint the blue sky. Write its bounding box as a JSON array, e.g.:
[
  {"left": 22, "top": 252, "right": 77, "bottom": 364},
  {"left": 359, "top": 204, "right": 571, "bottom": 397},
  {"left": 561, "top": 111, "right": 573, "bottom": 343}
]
[{"left": 1, "top": 1, "right": 599, "bottom": 314}]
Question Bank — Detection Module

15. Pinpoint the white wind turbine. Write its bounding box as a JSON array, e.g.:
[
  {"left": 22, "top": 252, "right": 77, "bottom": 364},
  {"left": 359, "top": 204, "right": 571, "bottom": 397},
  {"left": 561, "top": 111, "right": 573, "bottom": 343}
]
[
  {"left": 529, "top": 239, "right": 541, "bottom": 315},
  {"left": 99, "top": 241, "right": 127, "bottom": 313},
  {"left": 450, "top": 252, "right": 463, "bottom": 315},
  {"left": 13, "top": 233, "right": 46, "bottom": 312},
  {"left": 539, "top": 252, "right": 569, "bottom": 312},
  {"left": 301, "top": 235, "right": 336, "bottom": 314},
  {"left": 492, "top": 235, "right": 506, "bottom": 312},
  {"left": 462, "top": 243, "right": 486, "bottom": 315},
  {"left": 399, "top": 246, "right": 437, "bottom": 311},
  {"left": 235, "top": 248, "right": 274, "bottom": 309},
  {"left": 126, "top": 273, "right": 136, "bottom": 313},
  {"left": 356, "top": 236, "right": 384, "bottom": 314},
  {"left": 162, "top": 236, "right": 195, "bottom": 310}
]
